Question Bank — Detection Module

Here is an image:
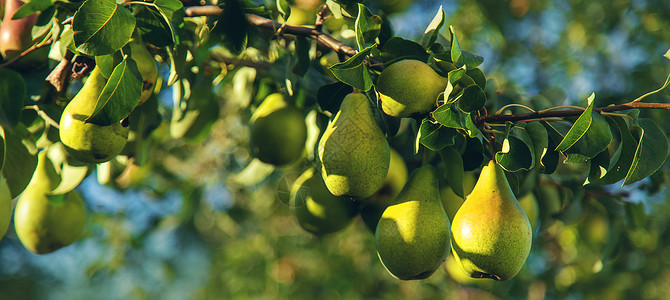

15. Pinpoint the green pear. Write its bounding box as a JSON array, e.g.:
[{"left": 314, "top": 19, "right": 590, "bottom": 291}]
[
  {"left": 59, "top": 67, "right": 130, "bottom": 164},
  {"left": 0, "top": 174, "right": 12, "bottom": 241},
  {"left": 451, "top": 160, "right": 532, "bottom": 281},
  {"left": 14, "top": 152, "right": 87, "bottom": 254},
  {"left": 290, "top": 168, "right": 358, "bottom": 236},
  {"left": 250, "top": 93, "right": 307, "bottom": 165},
  {"left": 128, "top": 31, "right": 158, "bottom": 105},
  {"left": 0, "top": 0, "right": 48, "bottom": 69},
  {"left": 375, "top": 165, "right": 450, "bottom": 280},
  {"left": 318, "top": 93, "right": 390, "bottom": 198},
  {"left": 376, "top": 60, "right": 447, "bottom": 117},
  {"left": 360, "top": 148, "right": 408, "bottom": 232},
  {"left": 518, "top": 192, "right": 540, "bottom": 234},
  {"left": 440, "top": 171, "right": 476, "bottom": 221}
]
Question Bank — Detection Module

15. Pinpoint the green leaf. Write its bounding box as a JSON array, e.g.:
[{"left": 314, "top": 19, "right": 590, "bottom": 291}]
[
  {"left": 431, "top": 103, "right": 464, "bottom": 129},
  {"left": 444, "top": 67, "right": 466, "bottom": 99},
  {"left": 355, "top": 3, "right": 382, "bottom": 51},
  {"left": 292, "top": 36, "right": 311, "bottom": 76},
  {"left": 276, "top": 0, "right": 291, "bottom": 19},
  {"left": 12, "top": 0, "right": 52, "bottom": 19},
  {"left": 73, "top": 0, "right": 136, "bottom": 56},
  {"left": 439, "top": 146, "right": 464, "bottom": 198},
  {"left": 599, "top": 116, "right": 637, "bottom": 184},
  {"left": 0, "top": 69, "right": 26, "bottom": 128},
  {"left": 379, "top": 37, "right": 429, "bottom": 64},
  {"left": 86, "top": 57, "right": 143, "bottom": 126},
  {"left": 525, "top": 122, "right": 548, "bottom": 171},
  {"left": 213, "top": 0, "right": 250, "bottom": 54},
  {"left": 466, "top": 68, "right": 486, "bottom": 90},
  {"left": 457, "top": 85, "right": 486, "bottom": 113},
  {"left": 420, "top": 6, "right": 445, "bottom": 49},
  {"left": 624, "top": 118, "right": 668, "bottom": 185},
  {"left": 634, "top": 73, "right": 670, "bottom": 102},
  {"left": 134, "top": 0, "right": 184, "bottom": 47},
  {"left": 664, "top": 49, "right": 670, "bottom": 60},
  {"left": 461, "top": 137, "right": 484, "bottom": 171},
  {"left": 496, "top": 125, "right": 534, "bottom": 172},
  {"left": 586, "top": 149, "right": 610, "bottom": 185},
  {"left": 449, "top": 26, "right": 483, "bottom": 68},
  {"left": 463, "top": 113, "right": 480, "bottom": 138},
  {"left": 46, "top": 144, "right": 89, "bottom": 195},
  {"left": 0, "top": 127, "right": 4, "bottom": 172},
  {"left": 416, "top": 119, "right": 457, "bottom": 152},
  {"left": 563, "top": 112, "right": 612, "bottom": 163},
  {"left": 95, "top": 51, "right": 124, "bottom": 78},
  {"left": 329, "top": 45, "right": 376, "bottom": 91},
  {"left": 317, "top": 82, "right": 353, "bottom": 114},
  {"left": 1, "top": 127, "right": 37, "bottom": 198},
  {"left": 556, "top": 93, "right": 595, "bottom": 151}
]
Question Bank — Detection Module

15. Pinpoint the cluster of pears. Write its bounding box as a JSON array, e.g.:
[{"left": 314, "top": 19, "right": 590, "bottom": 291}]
[
  {"left": 14, "top": 152, "right": 87, "bottom": 254},
  {"left": 59, "top": 31, "right": 158, "bottom": 164}
]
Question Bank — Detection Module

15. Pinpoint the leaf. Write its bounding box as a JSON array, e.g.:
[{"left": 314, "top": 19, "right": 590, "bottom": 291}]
[
  {"left": 420, "top": 6, "right": 445, "bottom": 49},
  {"left": 317, "top": 81, "right": 353, "bottom": 114},
  {"left": 12, "top": 0, "right": 52, "bottom": 19},
  {"left": 457, "top": 85, "right": 486, "bottom": 113},
  {"left": 525, "top": 122, "right": 548, "bottom": 170},
  {"left": 466, "top": 68, "right": 486, "bottom": 90},
  {"left": 563, "top": 112, "right": 612, "bottom": 163},
  {"left": 634, "top": 73, "right": 670, "bottom": 102},
  {"left": 599, "top": 116, "right": 637, "bottom": 184},
  {"left": 355, "top": 3, "right": 382, "bottom": 50},
  {"left": 496, "top": 125, "right": 534, "bottom": 172},
  {"left": 444, "top": 67, "right": 466, "bottom": 99},
  {"left": 431, "top": 103, "right": 464, "bottom": 129},
  {"left": 213, "top": 0, "right": 250, "bottom": 54},
  {"left": 461, "top": 137, "right": 484, "bottom": 171},
  {"left": 556, "top": 93, "right": 595, "bottom": 151},
  {"left": 73, "top": 0, "right": 136, "bottom": 56},
  {"left": 292, "top": 36, "right": 311, "bottom": 76},
  {"left": 624, "top": 118, "right": 668, "bottom": 185},
  {"left": 134, "top": 0, "right": 184, "bottom": 47},
  {"left": 95, "top": 51, "right": 124, "bottom": 78},
  {"left": 329, "top": 45, "right": 376, "bottom": 91},
  {"left": 439, "top": 146, "right": 465, "bottom": 198},
  {"left": 416, "top": 119, "right": 457, "bottom": 152},
  {"left": 1, "top": 127, "right": 37, "bottom": 198},
  {"left": 46, "top": 144, "right": 89, "bottom": 195},
  {"left": 664, "top": 49, "right": 670, "bottom": 60},
  {"left": 449, "top": 26, "right": 483, "bottom": 68},
  {"left": 585, "top": 149, "right": 610, "bottom": 185},
  {"left": 0, "top": 69, "right": 26, "bottom": 128},
  {"left": 378, "top": 37, "right": 429, "bottom": 64},
  {"left": 86, "top": 57, "right": 143, "bottom": 126},
  {"left": 276, "top": 0, "right": 291, "bottom": 19}
]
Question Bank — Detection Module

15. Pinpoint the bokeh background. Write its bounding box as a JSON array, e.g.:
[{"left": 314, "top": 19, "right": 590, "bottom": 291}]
[{"left": 1, "top": 0, "right": 670, "bottom": 299}]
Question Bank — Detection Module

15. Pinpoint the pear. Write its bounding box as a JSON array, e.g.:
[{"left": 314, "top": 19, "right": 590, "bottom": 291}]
[
  {"left": 375, "top": 165, "right": 450, "bottom": 280},
  {"left": 440, "top": 171, "right": 476, "bottom": 221},
  {"left": 0, "top": 0, "right": 48, "bottom": 69},
  {"left": 14, "top": 152, "right": 87, "bottom": 254},
  {"left": 360, "top": 148, "right": 408, "bottom": 232},
  {"left": 59, "top": 67, "right": 130, "bottom": 164},
  {"left": 451, "top": 160, "right": 532, "bottom": 281},
  {"left": 0, "top": 174, "right": 12, "bottom": 241},
  {"left": 318, "top": 93, "right": 390, "bottom": 198},
  {"left": 290, "top": 168, "right": 358, "bottom": 236},
  {"left": 250, "top": 93, "right": 307, "bottom": 165},
  {"left": 128, "top": 31, "right": 158, "bottom": 105},
  {"left": 376, "top": 60, "right": 447, "bottom": 117}
]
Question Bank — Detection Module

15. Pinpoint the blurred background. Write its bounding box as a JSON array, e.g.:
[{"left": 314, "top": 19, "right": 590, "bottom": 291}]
[{"left": 1, "top": 0, "right": 670, "bottom": 299}]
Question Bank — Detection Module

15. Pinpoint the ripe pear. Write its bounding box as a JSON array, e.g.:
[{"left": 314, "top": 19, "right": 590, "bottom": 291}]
[
  {"left": 318, "top": 93, "right": 390, "bottom": 198},
  {"left": 375, "top": 165, "right": 450, "bottom": 280},
  {"left": 250, "top": 93, "right": 307, "bottom": 165},
  {"left": 128, "top": 31, "right": 158, "bottom": 105},
  {"left": 59, "top": 67, "right": 130, "bottom": 164},
  {"left": 290, "top": 168, "right": 358, "bottom": 236},
  {"left": 440, "top": 171, "right": 476, "bottom": 221},
  {"left": 360, "top": 148, "right": 408, "bottom": 232},
  {"left": 376, "top": 60, "right": 447, "bottom": 117},
  {"left": 14, "top": 152, "right": 87, "bottom": 254},
  {"left": 451, "top": 160, "right": 533, "bottom": 281},
  {"left": 0, "top": 174, "right": 12, "bottom": 241},
  {"left": 0, "top": 0, "right": 48, "bottom": 69}
]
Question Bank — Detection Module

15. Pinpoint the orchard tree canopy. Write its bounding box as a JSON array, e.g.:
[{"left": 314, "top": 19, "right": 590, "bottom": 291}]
[{"left": 0, "top": 0, "right": 669, "bottom": 298}]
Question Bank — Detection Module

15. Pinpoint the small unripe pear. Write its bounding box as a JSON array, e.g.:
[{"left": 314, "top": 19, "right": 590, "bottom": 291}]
[
  {"left": 451, "top": 160, "right": 532, "bottom": 281},
  {"left": 128, "top": 31, "right": 158, "bottom": 105},
  {"left": 250, "top": 93, "right": 307, "bottom": 165},
  {"left": 318, "top": 93, "right": 390, "bottom": 198},
  {"left": 375, "top": 165, "right": 450, "bottom": 280},
  {"left": 376, "top": 60, "right": 447, "bottom": 117}
]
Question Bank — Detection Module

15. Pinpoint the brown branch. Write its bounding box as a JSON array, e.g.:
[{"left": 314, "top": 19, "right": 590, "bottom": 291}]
[
  {"left": 183, "top": 6, "right": 357, "bottom": 58},
  {"left": 315, "top": 4, "right": 330, "bottom": 32},
  {"left": 476, "top": 101, "right": 670, "bottom": 126},
  {"left": 209, "top": 53, "right": 271, "bottom": 71},
  {"left": 0, "top": 38, "right": 53, "bottom": 69}
]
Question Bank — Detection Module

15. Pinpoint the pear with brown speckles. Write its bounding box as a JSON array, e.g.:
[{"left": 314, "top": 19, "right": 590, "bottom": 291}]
[{"left": 450, "top": 160, "right": 532, "bottom": 281}]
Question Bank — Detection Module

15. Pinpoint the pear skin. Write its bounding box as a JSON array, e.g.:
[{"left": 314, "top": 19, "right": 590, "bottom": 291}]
[
  {"left": 0, "top": 174, "right": 12, "bottom": 241},
  {"left": 14, "top": 152, "right": 87, "bottom": 254},
  {"left": 59, "top": 67, "right": 130, "bottom": 164},
  {"left": 375, "top": 165, "right": 450, "bottom": 280},
  {"left": 318, "top": 93, "right": 390, "bottom": 198},
  {"left": 250, "top": 93, "right": 307, "bottom": 165},
  {"left": 128, "top": 31, "right": 158, "bottom": 105},
  {"left": 440, "top": 171, "right": 476, "bottom": 221},
  {"left": 376, "top": 60, "right": 447, "bottom": 117},
  {"left": 360, "top": 148, "right": 408, "bottom": 232},
  {"left": 290, "top": 168, "right": 358, "bottom": 236},
  {"left": 451, "top": 160, "right": 532, "bottom": 281}
]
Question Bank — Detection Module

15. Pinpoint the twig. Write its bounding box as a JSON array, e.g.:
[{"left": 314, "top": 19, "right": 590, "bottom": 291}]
[
  {"left": 0, "top": 38, "right": 53, "bottom": 69},
  {"left": 315, "top": 4, "right": 330, "bottom": 32},
  {"left": 24, "top": 105, "right": 59, "bottom": 128},
  {"left": 209, "top": 53, "right": 271, "bottom": 71}
]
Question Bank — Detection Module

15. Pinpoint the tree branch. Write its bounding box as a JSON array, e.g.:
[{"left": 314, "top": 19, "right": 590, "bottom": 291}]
[
  {"left": 0, "top": 38, "right": 53, "bottom": 69},
  {"left": 183, "top": 6, "right": 357, "bottom": 58},
  {"left": 476, "top": 101, "right": 670, "bottom": 126}
]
